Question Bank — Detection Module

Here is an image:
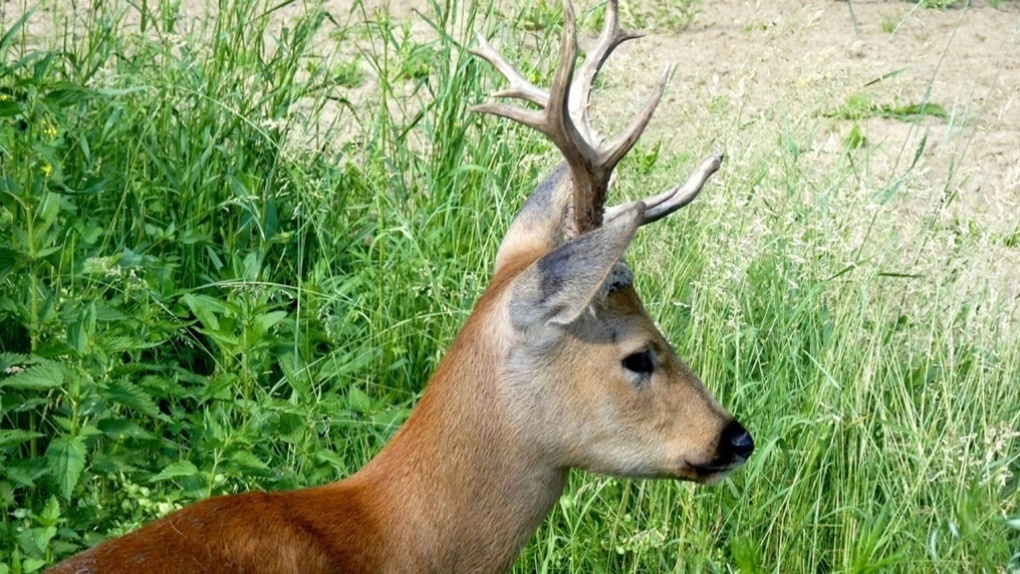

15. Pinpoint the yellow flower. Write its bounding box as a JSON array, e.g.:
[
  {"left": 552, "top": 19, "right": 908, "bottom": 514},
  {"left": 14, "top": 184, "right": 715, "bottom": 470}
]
[
  {"left": 43, "top": 120, "right": 57, "bottom": 140},
  {"left": 42, "top": 162, "right": 52, "bottom": 177}
]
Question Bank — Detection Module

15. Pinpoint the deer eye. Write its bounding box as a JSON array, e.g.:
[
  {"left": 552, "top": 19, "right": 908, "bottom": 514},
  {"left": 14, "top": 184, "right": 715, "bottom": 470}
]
[{"left": 621, "top": 349, "right": 654, "bottom": 375}]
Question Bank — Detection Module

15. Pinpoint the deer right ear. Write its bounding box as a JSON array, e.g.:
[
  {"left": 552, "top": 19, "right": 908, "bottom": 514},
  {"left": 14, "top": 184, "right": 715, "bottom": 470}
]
[{"left": 508, "top": 203, "right": 644, "bottom": 330}]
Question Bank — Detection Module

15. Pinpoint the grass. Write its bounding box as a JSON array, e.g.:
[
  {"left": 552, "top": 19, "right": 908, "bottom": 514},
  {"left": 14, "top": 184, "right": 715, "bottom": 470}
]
[{"left": 1, "top": 0, "right": 1018, "bottom": 572}]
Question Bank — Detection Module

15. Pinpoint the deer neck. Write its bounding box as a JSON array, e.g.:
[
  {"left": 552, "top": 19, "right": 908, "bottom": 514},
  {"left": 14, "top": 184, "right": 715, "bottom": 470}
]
[{"left": 351, "top": 292, "right": 568, "bottom": 572}]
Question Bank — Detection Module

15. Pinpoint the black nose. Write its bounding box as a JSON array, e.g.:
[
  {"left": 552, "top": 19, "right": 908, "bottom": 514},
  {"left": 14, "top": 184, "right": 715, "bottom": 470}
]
[{"left": 720, "top": 420, "right": 754, "bottom": 461}]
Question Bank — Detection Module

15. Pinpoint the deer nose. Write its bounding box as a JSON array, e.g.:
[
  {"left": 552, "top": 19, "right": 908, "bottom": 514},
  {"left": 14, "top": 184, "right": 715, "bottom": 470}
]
[{"left": 720, "top": 420, "right": 754, "bottom": 461}]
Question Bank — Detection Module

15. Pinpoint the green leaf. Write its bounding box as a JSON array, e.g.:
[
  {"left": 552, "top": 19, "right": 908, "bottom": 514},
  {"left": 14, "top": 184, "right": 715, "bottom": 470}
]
[
  {"left": 3, "top": 397, "right": 48, "bottom": 414},
  {"left": 0, "top": 353, "right": 33, "bottom": 371},
  {"left": 256, "top": 310, "right": 288, "bottom": 334},
  {"left": 314, "top": 448, "right": 345, "bottom": 470},
  {"left": 1, "top": 362, "right": 62, "bottom": 390},
  {"left": 0, "top": 428, "right": 43, "bottom": 449},
  {"left": 34, "top": 192, "right": 62, "bottom": 238},
  {"left": 150, "top": 460, "right": 199, "bottom": 483},
  {"left": 882, "top": 102, "right": 948, "bottom": 121},
  {"left": 46, "top": 435, "right": 87, "bottom": 500},
  {"left": 74, "top": 219, "right": 104, "bottom": 243},
  {"left": 67, "top": 303, "right": 95, "bottom": 356},
  {"left": 241, "top": 251, "right": 261, "bottom": 282},
  {"left": 101, "top": 379, "right": 163, "bottom": 419},
  {"left": 181, "top": 293, "right": 227, "bottom": 331},
  {"left": 326, "top": 347, "right": 381, "bottom": 377},
  {"left": 32, "top": 51, "right": 55, "bottom": 83},
  {"left": 228, "top": 450, "right": 270, "bottom": 473},
  {"left": 844, "top": 124, "right": 867, "bottom": 150},
  {"left": 90, "top": 450, "right": 141, "bottom": 475},
  {"left": 0, "top": 174, "right": 23, "bottom": 196},
  {"left": 43, "top": 85, "right": 101, "bottom": 108},
  {"left": 32, "top": 245, "right": 61, "bottom": 259},
  {"left": 100, "top": 335, "right": 158, "bottom": 354},
  {"left": 348, "top": 386, "right": 372, "bottom": 413},
  {"left": 5, "top": 456, "right": 49, "bottom": 487},
  {"left": 371, "top": 407, "right": 410, "bottom": 431},
  {"left": 31, "top": 526, "right": 58, "bottom": 555},
  {"left": 38, "top": 496, "right": 60, "bottom": 526},
  {"left": 278, "top": 351, "right": 311, "bottom": 401},
  {"left": 93, "top": 303, "right": 127, "bottom": 322},
  {"left": 0, "top": 98, "right": 23, "bottom": 118},
  {"left": 92, "top": 86, "right": 147, "bottom": 97},
  {"left": 97, "top": 418, "right": 156, "bottom": 441}
]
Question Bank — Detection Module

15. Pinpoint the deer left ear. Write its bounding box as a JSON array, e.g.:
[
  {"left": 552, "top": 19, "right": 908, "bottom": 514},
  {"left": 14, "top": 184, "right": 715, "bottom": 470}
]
[{"left": 508, "top": 203, "right": 644, "bottom": 330}]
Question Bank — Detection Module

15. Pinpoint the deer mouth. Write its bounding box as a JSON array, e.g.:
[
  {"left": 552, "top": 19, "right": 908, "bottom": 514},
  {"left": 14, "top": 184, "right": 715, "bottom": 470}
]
[{"left": 678, "top": 460, "right": 747, "bottom": 485}]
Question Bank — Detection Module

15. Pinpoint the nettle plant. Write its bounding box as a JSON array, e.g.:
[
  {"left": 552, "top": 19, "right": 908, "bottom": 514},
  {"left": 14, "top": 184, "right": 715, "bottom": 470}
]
[{"left": 0, "top": 6, "right": 346, "bottom": 568}]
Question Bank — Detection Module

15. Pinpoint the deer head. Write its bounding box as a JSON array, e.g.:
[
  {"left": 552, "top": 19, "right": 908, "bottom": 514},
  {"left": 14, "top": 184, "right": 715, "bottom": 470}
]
[{"left": 469, "top": 0, "right": 752, "bottom": 483}]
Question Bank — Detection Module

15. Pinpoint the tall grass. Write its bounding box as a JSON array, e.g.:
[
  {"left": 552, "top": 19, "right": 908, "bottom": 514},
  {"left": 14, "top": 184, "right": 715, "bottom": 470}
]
[{"left": 0, "top": 0, "right": 1017, "bottom": 572}]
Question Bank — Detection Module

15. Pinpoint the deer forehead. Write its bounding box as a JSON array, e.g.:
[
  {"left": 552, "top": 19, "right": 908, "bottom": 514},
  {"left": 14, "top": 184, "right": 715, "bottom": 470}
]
[{"left": 544, "top": 292, "right": 664, "bottom": 354}]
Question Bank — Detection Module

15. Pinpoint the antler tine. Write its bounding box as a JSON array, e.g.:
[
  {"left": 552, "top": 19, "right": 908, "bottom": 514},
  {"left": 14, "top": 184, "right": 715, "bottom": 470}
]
[
  {"left": 568, "top": 0, "right": 643, "bottom": 143},
  {"left": 543, "top": 0, "right": 588, "bottom": 159},
  {"left": 469, "top": 35, "right": 549, "bottom": 108},
  {"left": 598, "top": 64, "right": 672, "bottom": 173},
  {"left": 604, "top": 152, "right": 724, "bottom": 226}
]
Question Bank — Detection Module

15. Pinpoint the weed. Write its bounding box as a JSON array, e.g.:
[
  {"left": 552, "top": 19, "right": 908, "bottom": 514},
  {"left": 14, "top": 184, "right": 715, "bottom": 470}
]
[
  {"left": 518, "top": 0, "right": 564, "bottom": 32},
  {"left": 825, "top": 92, "right": 949, "bottom": 121},
  {"left": 879, "top": 11, "right": 900, "bottom": 33}
]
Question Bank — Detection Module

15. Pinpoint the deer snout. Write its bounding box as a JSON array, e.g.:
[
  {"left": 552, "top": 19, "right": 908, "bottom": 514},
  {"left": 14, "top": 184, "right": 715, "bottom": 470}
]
[{"left": 718, "top": 420, "right": 754, "bottom": 463}]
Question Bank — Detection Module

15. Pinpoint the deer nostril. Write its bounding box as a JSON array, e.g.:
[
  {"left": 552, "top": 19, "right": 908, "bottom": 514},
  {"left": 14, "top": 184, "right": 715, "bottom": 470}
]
[{"left": 722, "top": 420, "right": 754, "bottom": 460}]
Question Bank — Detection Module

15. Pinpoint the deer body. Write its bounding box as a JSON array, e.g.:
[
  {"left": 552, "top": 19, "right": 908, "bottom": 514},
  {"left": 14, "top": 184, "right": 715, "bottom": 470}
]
[{"left": 48, "top": 2, "right": 753, "bottom": 572}]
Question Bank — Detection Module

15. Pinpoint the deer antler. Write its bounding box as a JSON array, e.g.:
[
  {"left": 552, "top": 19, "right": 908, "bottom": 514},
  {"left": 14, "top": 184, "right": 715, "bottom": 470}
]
[
  {"left": 471, "top": 0, "right": 723, "bottom": 237},
  {"left": 471, "top": 0, "right": 667, "bottom": 236}
]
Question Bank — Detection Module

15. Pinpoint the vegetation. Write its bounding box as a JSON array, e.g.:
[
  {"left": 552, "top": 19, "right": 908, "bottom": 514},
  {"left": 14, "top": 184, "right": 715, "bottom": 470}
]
[{"left": 1, "top": 0, "right": 1017, "bottom": 572}]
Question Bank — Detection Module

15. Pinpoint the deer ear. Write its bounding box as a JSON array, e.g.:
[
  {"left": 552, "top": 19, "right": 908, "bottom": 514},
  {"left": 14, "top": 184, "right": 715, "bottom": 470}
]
[{"left": 508, "top": 203, "right": 644, "bottom": 330}]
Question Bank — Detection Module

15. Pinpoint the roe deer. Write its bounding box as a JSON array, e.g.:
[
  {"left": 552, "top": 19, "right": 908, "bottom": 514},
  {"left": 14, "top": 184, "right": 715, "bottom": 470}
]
[{"left": 47, "top": 1, "right": 752, "bottom": 572}]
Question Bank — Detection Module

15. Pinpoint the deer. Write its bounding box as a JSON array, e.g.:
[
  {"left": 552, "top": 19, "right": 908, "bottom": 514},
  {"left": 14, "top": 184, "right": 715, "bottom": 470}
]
[{"left": 46, "top": 1, "right": 752, "bottom": 572}]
